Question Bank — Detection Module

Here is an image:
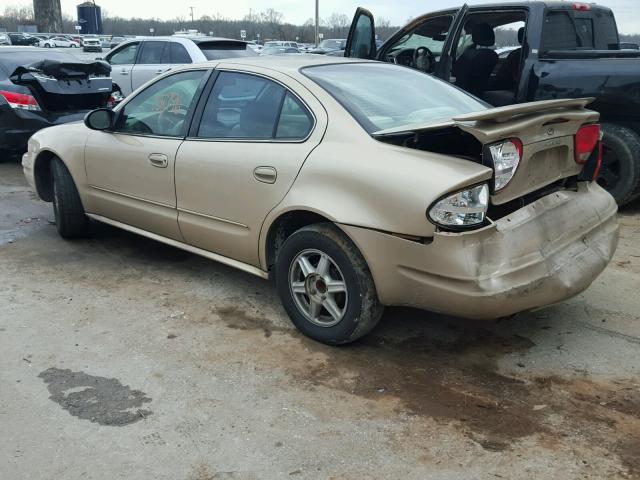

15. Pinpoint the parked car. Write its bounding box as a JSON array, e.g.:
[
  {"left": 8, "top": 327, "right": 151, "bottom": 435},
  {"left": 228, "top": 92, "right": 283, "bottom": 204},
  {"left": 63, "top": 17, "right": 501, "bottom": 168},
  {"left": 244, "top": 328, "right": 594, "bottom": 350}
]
[
  {"left": 261, "top": 46, "right": 300, "bottom": 55},
  {"left": 0, "top": 34, "right": 11, "bottom": 46},
  {"left": 7, "top": 33, "right": 39, "bottom": 46},
  {"left": 82, "top": 36, "right": 103, "bottom": 53},
  {"left": 0, "top": 47, "right": 112, "bottom": 156},
  {"left": 40, "top": 36, "right": 80, "bottom": 48},
  {"left": 264, "top": 41, "right": 299, "bottom": 49},
  {"left": 309, "top": 39, "right": 346, "bottom": 55},
  {"left": 105, "top": 36, "right": 258, "bottom": 96},
  {"left": 22, "top": 56, "right": 617, "bottom": 345},
  {"left": 110, "top": 36, "right": 125, "bottom": 49},
  {"left": 344, "top": 2, "right": 640, "bottom": 205}
]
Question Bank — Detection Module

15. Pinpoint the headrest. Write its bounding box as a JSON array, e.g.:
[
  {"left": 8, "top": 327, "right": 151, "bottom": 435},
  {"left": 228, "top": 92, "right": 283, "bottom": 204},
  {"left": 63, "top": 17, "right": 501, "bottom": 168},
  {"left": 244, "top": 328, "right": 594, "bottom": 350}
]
[
  {"left": 518, "top": 27, "right": 525, "bottom": 45},
  {"left": 472, "top": 23, "right": 495, "bottom": 47}
]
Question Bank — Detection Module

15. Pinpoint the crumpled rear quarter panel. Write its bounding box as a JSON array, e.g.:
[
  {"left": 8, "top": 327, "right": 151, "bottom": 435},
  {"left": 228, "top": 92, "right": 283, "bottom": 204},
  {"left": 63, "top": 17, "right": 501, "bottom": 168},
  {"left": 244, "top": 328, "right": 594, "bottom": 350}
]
[{"left": 340, "top": 182, "right": 619, "bottom": 319}]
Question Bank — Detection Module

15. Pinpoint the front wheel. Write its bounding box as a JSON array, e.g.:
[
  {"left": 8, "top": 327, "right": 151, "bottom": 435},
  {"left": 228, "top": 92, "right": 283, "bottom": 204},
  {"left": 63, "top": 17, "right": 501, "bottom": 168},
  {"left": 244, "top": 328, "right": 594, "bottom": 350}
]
[
  {"left": 51, "top": 157, "right": 89, "bottom": 239},
  {"left": 598, "top": 124, "right": 640, "bottom": 205},
  {"left": 275, "top": 223, "right": 383, "bottom": 345}
]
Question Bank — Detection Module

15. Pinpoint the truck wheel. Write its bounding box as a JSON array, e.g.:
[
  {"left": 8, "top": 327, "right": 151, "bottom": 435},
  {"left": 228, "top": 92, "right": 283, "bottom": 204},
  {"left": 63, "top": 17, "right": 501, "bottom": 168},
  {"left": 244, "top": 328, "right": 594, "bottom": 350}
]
[
  {"left": 275, "top": 223, "right": 384, "bottom": 345},
  {"left": 51, "top": 157, "right": 89, "bottom": 239},
  {"left": 599, "top": 124, "right": 640, "bottom": 205}
]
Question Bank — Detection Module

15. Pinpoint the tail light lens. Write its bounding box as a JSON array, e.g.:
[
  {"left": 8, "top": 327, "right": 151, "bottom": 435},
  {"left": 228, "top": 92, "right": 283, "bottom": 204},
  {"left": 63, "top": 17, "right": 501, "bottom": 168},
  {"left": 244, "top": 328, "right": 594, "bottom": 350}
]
[
  {"left": 575, "top": 124, "right": 600, "bottom": 164},
  {"left": 0, "top": 90, "right": 41, "bottom": 111},
  {"left": 487, "top": 138, "right": 523, "bottom": 192},
  {"left": 428, "top": 184, "right": 489, "bottom": 229},
  {"left": 573, "top": 2, "right": 591, "bottom": 11}
]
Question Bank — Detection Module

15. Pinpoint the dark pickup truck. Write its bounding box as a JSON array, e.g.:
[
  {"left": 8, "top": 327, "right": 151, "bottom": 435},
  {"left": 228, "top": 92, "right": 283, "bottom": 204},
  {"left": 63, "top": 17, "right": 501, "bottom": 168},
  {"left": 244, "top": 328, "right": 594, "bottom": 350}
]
[{"left": 345, "top": 1, "right": 640, "bottom": 205}]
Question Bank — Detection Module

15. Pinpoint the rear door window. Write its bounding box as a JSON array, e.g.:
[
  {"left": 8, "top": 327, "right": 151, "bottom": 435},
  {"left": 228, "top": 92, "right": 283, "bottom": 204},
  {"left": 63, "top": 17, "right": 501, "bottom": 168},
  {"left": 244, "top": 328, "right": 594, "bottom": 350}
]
[
  {"left": 138, "top": 41, "right": 169, "bottom": 64},
  {"left": 196, "top": 71, "right": 286, "bottom": 139},
  {"left": 169, "top": 42, "right": 192, "bottom": 63}
]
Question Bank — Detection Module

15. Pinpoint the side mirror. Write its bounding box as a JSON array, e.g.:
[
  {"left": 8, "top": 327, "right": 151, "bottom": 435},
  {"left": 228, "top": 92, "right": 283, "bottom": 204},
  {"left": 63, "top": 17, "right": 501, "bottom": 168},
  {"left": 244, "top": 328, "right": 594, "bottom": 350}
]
[{"left": 84, "top": 108, "right": 115, "bottom": 131}]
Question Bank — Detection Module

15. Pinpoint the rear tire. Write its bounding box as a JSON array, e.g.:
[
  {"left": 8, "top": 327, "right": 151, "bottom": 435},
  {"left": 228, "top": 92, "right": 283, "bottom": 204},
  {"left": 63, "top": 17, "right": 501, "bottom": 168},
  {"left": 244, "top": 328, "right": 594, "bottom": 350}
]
[
  {"left": 51, "top": 157, "right": 89, "bottom": 239},
  {"left": 598, "top": 123, "right": 640, "bottom": 205},
  {"left": 275, "top": 223, "right": 384, "bottom": 345}
]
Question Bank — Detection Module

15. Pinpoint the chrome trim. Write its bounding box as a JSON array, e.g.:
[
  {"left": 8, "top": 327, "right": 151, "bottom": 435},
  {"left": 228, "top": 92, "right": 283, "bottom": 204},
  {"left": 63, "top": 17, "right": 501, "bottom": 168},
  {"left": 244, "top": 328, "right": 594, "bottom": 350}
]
[
  {"left": 90, "top": 185, "right": 174, "bottom": 208},
  {"left": 177, "top": 208, "right": 249, "bottom": 229},
  {"left": 87, "top": 214, "right": 269, "bottom": 279}
]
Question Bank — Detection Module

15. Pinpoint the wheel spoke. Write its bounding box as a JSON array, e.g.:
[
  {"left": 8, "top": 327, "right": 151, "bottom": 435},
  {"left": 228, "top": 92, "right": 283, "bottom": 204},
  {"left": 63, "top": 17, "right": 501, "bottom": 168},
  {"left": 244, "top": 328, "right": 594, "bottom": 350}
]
[
  {"left": 291, "top": 281, "right": 306, "bottom": 294},
  {"left": 297, "top": 255, "right": 315, "bottom": 277},
  {"left": 308, "top": 299, "right": 322, "bottom": 320},
  {"left": 316, "top": 254, "right": 330, "bottom": 277},
  {"left": 323, "top": 297, "right": 343, "bottom": 321},
  {"left": 325, "top": 280, "right": 346, "bottom": 293}
]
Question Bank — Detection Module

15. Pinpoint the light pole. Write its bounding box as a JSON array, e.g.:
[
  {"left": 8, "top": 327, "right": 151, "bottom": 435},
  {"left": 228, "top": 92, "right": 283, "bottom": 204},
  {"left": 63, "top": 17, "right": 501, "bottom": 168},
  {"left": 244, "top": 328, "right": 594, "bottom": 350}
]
[
  {"left": 315, "top": 0, "right": 319, "bottom": 47},
  {"left": 190, "top": 6, "right": 194, "bottom": 23}
]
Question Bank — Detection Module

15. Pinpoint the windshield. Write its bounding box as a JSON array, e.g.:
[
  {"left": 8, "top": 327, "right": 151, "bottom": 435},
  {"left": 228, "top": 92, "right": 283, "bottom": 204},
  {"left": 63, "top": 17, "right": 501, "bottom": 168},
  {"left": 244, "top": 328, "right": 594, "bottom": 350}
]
[
  {"left": 319, "top": 39, "right": 345, "bottom": 50},
  {"left": 303, "top": 63, "right": 486, "bottom": 133}
]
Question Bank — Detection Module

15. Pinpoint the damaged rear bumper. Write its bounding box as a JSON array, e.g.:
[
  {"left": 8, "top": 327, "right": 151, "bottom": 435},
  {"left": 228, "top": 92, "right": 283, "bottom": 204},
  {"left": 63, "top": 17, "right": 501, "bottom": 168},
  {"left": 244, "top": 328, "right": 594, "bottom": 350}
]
[{"left": 340, "top": 182, "right": 619, "bottom": 319}]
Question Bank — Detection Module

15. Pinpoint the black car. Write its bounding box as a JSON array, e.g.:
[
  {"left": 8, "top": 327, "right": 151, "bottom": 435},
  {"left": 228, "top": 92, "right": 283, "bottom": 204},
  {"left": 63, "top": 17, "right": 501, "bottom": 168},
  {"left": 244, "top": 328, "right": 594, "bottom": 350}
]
[
  {"left": 345, "top": 2, "right": 640, "bottom": 205},
  {"left": 0, "top": 48, "right": 112, "bottom": 158},
  {"left": 7, "top": 33, "right": 39, "bottom": 46}
]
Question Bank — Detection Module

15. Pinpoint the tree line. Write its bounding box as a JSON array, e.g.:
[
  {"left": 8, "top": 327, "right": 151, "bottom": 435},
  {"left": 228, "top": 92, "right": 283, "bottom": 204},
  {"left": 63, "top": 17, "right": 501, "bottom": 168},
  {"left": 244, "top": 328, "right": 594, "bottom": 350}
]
[{"left": 0, "top": 5, "right": 398, "bottom": 42}]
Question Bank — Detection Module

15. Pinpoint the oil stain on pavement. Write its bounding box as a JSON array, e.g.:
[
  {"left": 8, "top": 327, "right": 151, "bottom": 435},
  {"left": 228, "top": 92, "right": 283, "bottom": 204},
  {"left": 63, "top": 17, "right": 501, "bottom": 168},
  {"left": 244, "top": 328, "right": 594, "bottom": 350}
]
[{"left": 39, "top": 367, "right": 152, "bottom": 426}]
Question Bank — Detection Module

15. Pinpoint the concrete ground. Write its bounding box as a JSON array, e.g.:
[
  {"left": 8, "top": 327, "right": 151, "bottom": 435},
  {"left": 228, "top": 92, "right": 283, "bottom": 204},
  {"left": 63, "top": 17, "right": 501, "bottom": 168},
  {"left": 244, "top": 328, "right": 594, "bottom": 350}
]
[{"left": 1, "top": 160, "right": 639, "bottom": 480}]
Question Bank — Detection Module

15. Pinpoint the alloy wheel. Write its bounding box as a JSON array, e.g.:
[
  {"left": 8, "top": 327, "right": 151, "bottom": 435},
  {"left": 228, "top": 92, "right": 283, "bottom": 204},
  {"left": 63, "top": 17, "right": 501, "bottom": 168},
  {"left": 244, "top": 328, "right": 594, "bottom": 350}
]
[{"left": 288, "top": 249, "right": 348, "bottom": 327}]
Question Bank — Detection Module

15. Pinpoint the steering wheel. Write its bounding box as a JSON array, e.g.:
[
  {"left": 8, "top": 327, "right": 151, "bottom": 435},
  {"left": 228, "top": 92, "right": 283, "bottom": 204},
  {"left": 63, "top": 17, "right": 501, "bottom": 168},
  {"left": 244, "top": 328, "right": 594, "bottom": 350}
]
[
  {"left": 157, "top": 104, "right": 189, "bottom": 134},
  {"left": 413, "top": 46, "right": 436, "bottom": 73}
]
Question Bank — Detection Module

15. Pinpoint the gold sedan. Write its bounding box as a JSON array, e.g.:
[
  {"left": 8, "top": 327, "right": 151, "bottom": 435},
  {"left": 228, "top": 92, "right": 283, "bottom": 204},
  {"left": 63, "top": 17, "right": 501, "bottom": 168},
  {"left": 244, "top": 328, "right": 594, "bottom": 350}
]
[{"left": 23, "top": 56, "right": 618, "bottom": 345}]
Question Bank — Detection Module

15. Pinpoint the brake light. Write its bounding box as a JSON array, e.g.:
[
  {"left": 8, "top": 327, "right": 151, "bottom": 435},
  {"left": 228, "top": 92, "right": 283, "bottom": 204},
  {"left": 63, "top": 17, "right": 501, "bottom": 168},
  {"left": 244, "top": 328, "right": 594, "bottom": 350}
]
[
  {"left": 0, "top": 90, "right": 41, "bottom": 111},
  {"left": 573, "top": 2, "right": 591, "bottom": 11},
  {"left": 487, "top": 138, "right": 523, "bottom": 191},
  {"left": 575, "top": 124, "right": 600, "bottom": 164}
]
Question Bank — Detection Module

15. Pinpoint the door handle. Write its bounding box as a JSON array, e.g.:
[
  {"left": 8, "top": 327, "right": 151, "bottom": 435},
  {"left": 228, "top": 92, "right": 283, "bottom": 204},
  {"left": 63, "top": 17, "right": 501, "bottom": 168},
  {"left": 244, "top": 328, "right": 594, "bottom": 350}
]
[
  {"left": 120, "top": 68, "right": 129, "bottom": 75},
  {"left": 253, "top": 166, "right": 277, "bottom": 184},
  {"left": 148, "top": 153, "right": 168, "bottom": 168},
  {"left": 155, "top": 68, "right": 170, "bottom": 75}
]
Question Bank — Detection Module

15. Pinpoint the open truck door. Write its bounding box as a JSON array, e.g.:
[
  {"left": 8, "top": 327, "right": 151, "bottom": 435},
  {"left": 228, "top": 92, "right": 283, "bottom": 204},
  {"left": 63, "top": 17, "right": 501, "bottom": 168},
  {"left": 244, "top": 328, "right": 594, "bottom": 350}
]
[
  {"left": 434, "top": 4, "right": 469, "bottom": 80},
  {"left": 344, "top": 7, "right": 377, "bottom": 59}
]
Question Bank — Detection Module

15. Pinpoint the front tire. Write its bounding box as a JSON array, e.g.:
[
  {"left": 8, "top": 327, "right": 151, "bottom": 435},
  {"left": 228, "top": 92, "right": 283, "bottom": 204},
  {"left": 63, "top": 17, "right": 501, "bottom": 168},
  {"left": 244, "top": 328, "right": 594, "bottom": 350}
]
[
  {"left": 275, "top": 223, "right": 383, "bottom": 345},
  {"left": 598, "top": 124, "right": 640, "bottom": 205},
  {"left": 51, "top": 157, "right": 89, "bottom": 239}
]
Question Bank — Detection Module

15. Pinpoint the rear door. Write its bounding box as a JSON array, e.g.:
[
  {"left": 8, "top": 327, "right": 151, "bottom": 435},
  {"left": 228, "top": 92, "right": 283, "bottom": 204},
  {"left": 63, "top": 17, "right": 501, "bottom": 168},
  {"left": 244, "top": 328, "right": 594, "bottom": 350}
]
[
  {"left": 175, "top": 66, "right": 327, "bottom": 266},
  {"left": 344, "top": 7, "right": 377, "bottom": 59},
  {"left": 106, "top": 41, "right": 140, "bottom": 95},
  {"left": 131, "top": 41, "right": 172, "bottom": 92}
]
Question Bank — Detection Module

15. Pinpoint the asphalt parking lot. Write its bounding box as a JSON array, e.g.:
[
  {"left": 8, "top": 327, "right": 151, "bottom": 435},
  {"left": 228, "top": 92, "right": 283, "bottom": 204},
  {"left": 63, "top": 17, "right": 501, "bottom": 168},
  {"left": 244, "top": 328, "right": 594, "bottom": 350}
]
[{"left": 1, "top": 156, "right": 639, "bottom": 479}]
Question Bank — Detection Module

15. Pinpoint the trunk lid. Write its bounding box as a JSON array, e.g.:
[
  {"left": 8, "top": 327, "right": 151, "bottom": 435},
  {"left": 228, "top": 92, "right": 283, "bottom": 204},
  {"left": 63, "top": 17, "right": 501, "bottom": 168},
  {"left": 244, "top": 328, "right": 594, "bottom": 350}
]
[
  {"left": 9, "top": 60, "right": 112, "bottom": 112},
  {"left": 374, "top": 98, "right": 600, "bottom": 205}
]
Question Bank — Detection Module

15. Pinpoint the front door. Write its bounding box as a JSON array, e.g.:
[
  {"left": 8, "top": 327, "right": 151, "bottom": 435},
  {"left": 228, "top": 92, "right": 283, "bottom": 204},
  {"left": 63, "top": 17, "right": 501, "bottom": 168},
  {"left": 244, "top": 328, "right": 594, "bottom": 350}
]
[
  {"left": 175, "top": 67, "right": 327, "bottom": 266},
  {"left": 344, "top": 8, "right": 377, "bottom": 59},
  {"left": 106, "top": 41, "right": 140, "bottom": 96},
  {"left": 85, "top": 69, "right": 209, "bottom": 240}
]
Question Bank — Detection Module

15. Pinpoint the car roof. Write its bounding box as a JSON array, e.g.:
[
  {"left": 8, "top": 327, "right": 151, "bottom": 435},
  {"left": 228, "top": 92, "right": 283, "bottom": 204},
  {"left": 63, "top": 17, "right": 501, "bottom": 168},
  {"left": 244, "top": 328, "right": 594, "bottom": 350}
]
[{"left": 190, "top": 54, "right": 370, "bottom": 73}]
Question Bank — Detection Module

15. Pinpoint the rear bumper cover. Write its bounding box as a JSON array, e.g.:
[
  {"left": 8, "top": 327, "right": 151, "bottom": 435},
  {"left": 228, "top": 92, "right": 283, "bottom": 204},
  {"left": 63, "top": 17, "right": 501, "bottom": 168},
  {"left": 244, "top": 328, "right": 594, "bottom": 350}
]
[{"left": 340, "top": 182, "right": 618, "bottom": 319}]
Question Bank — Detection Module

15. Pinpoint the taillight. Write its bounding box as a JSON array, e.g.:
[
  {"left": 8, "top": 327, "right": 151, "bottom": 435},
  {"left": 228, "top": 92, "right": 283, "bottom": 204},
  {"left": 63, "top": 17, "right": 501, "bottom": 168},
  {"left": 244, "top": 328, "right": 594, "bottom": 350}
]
[
  {"left": 575, "top": 124, "right": 600, "bottom": 164},
  {"left": 573, "top": 2, "right": 591, "bottom": 11},
  {"left": 0, "top": 90, "right": 41, "bottom": 111},
  {"left": 486, "top": 138, "right": 523, "bottom": 192}
]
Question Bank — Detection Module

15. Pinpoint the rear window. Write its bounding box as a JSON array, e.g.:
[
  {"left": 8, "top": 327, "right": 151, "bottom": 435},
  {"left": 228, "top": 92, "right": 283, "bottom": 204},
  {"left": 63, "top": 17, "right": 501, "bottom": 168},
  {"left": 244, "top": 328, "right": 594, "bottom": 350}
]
[
  {"left": 542, "top": 8, "right": 619, "bottom": 51},
  {"left": 0, "top": 51, "right": 76, "bottom": 77},
  {"left": 303, "top": 63, "right": 485, "bottom": 134},
  {"left": 197, "top": 42, "right": 258, "bottom": 60}
]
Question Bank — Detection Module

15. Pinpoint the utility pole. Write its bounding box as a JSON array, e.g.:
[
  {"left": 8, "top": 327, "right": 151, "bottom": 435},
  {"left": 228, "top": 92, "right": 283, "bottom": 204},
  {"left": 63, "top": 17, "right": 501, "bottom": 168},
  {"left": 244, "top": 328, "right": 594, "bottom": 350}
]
[
  {"left": 190, "top": 6, "right": 194, "bottom": 23},
  {"left": 315, "top": 0, "right": 319, "bottom": 47}
]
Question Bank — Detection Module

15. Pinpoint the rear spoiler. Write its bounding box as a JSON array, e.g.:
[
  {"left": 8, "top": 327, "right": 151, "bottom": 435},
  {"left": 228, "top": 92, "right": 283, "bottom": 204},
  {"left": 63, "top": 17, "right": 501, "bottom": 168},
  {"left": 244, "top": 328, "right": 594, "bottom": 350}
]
[
  {"left": 452, "top": 98, "right": 595, "bottom": 124},
  {"left": 9, "top": 60, "right": 111, "bottom": 82}
]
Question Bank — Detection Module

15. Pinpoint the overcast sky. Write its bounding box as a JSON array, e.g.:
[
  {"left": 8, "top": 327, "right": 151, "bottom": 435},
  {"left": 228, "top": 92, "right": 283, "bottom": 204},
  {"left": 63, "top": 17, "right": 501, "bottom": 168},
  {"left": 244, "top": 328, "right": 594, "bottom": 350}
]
[{"left": 10, "top": 0, "right": 640, "bottom": 34}]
